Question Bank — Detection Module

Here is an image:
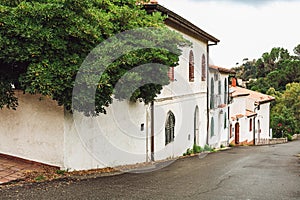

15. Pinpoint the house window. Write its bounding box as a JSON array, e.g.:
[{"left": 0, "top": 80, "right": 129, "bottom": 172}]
[
  {"left": 168, "top": 67, "right": 174, "bottom": 81},
  {"left": 218, "top": 80, "right": 221, "bottom": 95},
  {"left": 201, "top": 54, "right": 206, "bottom": 81},
  {"left": 165, "top": 111, "right": 175, "bottom": 145},
  {"left": 224, "top": 78, "right": 228, "bottom": 104},
  {"left": 210, "top": 78, "right": 214, "bottom": 109},
  {"left": 210, "top": 117, "right": 215, "bottom": 137},
  {"left": 249, "top": 118, "right": 253, "bottom": 132},
  {"left": 189, "top": 50, "right": 194, "bottom": 82}
]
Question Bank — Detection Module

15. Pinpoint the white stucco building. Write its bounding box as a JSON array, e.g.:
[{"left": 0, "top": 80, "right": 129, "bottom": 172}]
[
  {"left": 0, "top": 3, "right": 220, "bottom": 170},
  {"left": 229, "top": 81, "right": 275, "bottom": 145},
  {"left": 208, "top": 66, "right": 234, "bottom": 148}
]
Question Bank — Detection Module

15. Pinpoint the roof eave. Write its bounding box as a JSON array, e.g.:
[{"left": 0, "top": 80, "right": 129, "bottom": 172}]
[
  {"left": 255, "top": 98, "right": 275, "bottom": 105},
  {"left": 144, "top": 4, "right": 220, "bottom": 43}
]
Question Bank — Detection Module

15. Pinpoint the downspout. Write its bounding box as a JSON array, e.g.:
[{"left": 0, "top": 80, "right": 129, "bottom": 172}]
[
  {"left": 253, "top": 114, "right": 256, "bottom": 146},
  {"left": 146, "top": 105, "right": 149, "bottom": 162},
  {"left": 253, "top": 103, "right": 260, "bottom": 145},
  {"left": 207, "top": 41, "right": 218, "bottom": 145},
  {"left": 150, "top": 101, "right": 155, "bottom": 161}
]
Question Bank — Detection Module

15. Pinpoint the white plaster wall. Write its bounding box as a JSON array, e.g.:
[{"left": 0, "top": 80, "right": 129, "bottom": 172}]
[
  {"left": 231, "top": 97, "right": 246, "bottom": 115},
  {"left": 238, "top": 117, "right": 252, "bottom": 142},
  {"left": 153, "top": 28, "right": 209, "bottom": 158},
  {"left": 246, "top": 98, "right": 255, "bottom": 111},
  {"left": 220, "top": 109, "right": 229, "bottom": 145},
  {"left": 255, "top": 103, "right": 271, "bottom": 140},
  {"left": 63, "top": 99, "right": 148, "bottom": 170},
  {"left": 0, "top": 91, "right": 64, "bottom": 167},
  {"left": 153, "top": 93, "right": 207, "bottom": 160},
  {"left": 208, "top": 109, "right": 229, "bottom": 148},
  {"left": 63, "top": 28, "right": 210, "bottom": 170},
  {"left": 208, "top": 111, "right": 218, "bottom": 148},
  {"left": 158, "top": 28, "right": 208, "bottom": 99},
  {"left": 219, "top": 74, "right": 228, "bottom": 105},
  {"left": 208, "top": 71, "right": 230, "bottom": 147},
  {"left": 64, "top": 93, "right": 208, "bottom": 170}
]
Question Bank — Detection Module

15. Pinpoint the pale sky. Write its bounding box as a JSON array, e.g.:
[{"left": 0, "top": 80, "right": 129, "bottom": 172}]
[{"left": 159, "top": 0, "right": 300, "bottom": 68}]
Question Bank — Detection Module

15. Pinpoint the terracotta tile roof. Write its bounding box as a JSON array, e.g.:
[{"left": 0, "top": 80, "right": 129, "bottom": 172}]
[
  {"left": 231, "top": 114, "right": 244, "bottom": 121},
  {"left": 246, "top": 109, "right": 257, "bottom": 117},
  {"left": 231, "top": 86, "right": 275, "bottom": 104},
  {"left": 209, "top": 65, "right": 235, "bottom": 74}
]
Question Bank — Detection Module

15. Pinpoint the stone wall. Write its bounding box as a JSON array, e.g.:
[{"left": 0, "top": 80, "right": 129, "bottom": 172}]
[{"left": 268, "top": 138, "right": 288, "bottom": 145}]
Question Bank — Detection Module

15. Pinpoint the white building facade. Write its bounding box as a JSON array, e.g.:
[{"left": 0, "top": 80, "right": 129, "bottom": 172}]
[
  {"left": 208, "top": 66, "right": 233, "bottom": 148},
  {"left": 0, "top": 3, "right": 220, "bottom": 170},
  {"left": 229, "top": 84, "right": 275, "bottom": 145}
]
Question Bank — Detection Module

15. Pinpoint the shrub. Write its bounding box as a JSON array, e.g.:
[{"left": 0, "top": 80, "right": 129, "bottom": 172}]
[
  {"left": 287, "top": 134, "right": 293, "bottom": 141},
  {"left": 193, "top": 144, "right": 202, "bottom": 153},
  {"left": 186, "top": 148, "right": 193, "bottom": 155},
  {"left": 204, "top": 144, "right": 212, "bottom": 152},
  {"left": 229, "top": 143, "right": 235, "bottom": 147},
  {"left": 56, "top": 170, "right": 66, "bottom": 175}
]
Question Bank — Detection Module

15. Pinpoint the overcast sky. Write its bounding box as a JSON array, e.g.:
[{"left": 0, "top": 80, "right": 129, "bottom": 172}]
[{"left": 159, "top": 0, "right": 300, "bottom": 68}]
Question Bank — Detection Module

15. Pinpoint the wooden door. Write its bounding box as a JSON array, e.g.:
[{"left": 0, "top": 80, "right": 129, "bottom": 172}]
[{"left": 235, "top": 123, "right": 240, "bottom": 144}]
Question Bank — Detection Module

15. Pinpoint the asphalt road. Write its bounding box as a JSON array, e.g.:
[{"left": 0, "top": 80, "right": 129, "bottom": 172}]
[{"left": 1, "top": 140, "right": 299, "bottom": 200}]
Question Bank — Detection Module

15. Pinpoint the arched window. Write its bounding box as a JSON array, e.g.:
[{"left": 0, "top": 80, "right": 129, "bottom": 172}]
[
  {"left": 210, "top": 117, "right": 215, "bottom": 137},
  {"left": 210, "top": 78, "right": 214, "bottom": 109},
  {"left": 165, "top": 111, "right": 175, "bottom": 145},
  {"left": 218, "top": 80, "right": 221, "bottom": 95},
  {"left": 168, "top": 67, "right": 174, "bottom": 81},
  {"left": 201, "top": 54, "right": 206, "bottom": 81},
  {"left": 189, "top": 50, "right": 194, "bottom": 82},
  {"left": 224, "top": 78, "right": 228, "bottom": 104}
]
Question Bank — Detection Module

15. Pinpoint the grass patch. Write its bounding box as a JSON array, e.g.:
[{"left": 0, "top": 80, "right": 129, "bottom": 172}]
[{"left": 35, "top": 175, "right": 46, "bottom": 181}]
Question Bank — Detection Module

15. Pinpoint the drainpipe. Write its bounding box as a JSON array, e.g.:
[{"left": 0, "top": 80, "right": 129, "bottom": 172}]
[
  {"left": 253, "top": 103, "right": 260, "bottom": 145},
  {"left": 150, "top": 101, "right": 155, "bottom": 161},
  {"left": 253, "top": 115, "right": 256, "bottom": 146},
  {"left": 206, "top": 42, "right": 218, "bottom": 145},
  {"left": 146, "top": 106, "right": 149, "bottom": 162},
  {"left": 206, "top": 45, "right": 210, "bottom": 144}
]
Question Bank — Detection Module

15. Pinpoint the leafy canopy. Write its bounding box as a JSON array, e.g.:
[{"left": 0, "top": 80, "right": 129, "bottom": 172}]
[
  {"left": 0, "top": 0, "right": 189, "bottom": 115},
  {"left": 267, "top": 83, "right": 300, "bottom": 137},
  {"left": 233, "top": 45, "right": 300, "bottom": 137}
]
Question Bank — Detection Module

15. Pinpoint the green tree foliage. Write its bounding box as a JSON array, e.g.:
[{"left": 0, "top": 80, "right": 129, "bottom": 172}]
[
  {"left": 244, "top": 46, "right": 300, "bottom": 93},
  {"left": 268, "top": 83, "right": 300, "bottom": 137},
  {"left": 234, "top": 45, "right": 300, "bottom": 137},
  {"left": 294, "top": 44, "right": 300, "bottom": 59},
  {"left": 0, "top": 0, "right": 189, "bottom": 115},
  {"left": 232, "top": 59, "right": 256, "bottom": 81}
]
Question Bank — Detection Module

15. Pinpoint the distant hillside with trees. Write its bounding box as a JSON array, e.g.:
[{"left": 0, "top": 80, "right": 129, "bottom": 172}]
[{"left": 232, "top": 44, "right": 300, "bottom": 138}]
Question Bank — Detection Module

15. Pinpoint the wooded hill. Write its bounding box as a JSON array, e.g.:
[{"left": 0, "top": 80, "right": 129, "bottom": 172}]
[{"left": 232, "top": 45, "right": 300, "bottom": 138}]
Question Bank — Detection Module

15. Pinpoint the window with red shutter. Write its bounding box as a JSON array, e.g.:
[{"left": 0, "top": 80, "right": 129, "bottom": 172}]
[
  {"left": 167, "top": 67, "right": 174, "bottom": 81},
  {"left": 189, "top": 50, "right": 194, "bottom": 82},
  {"left": 201, "top": 54, "right": 206, "bottom": 81}
]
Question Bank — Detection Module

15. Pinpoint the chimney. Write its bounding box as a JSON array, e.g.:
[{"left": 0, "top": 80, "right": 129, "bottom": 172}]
[{"left": 231, "top": 77, "right": 237, "bottom": 87}]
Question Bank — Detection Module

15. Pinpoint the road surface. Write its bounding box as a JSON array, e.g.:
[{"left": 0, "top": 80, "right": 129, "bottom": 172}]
[{"left": 0, "top": 140, "right": 299, "bottom": 200}]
